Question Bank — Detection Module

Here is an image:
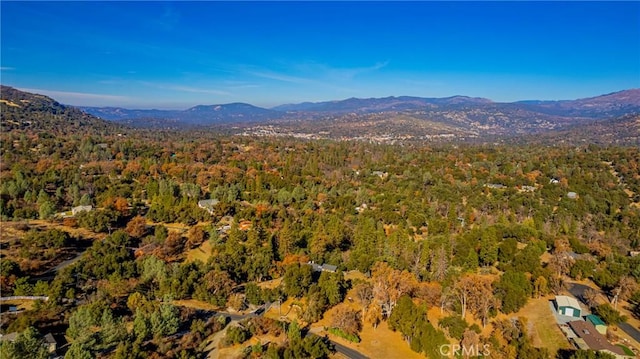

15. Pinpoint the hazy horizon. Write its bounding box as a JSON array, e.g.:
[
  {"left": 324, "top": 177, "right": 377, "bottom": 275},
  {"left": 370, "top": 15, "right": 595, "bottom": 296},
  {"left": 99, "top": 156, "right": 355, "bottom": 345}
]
[
  {"left": 2, "top": 1, "right": 638, "bottom": 109},
  {"left": 6, "top": 86, "right": 638, "bottom": 112}
]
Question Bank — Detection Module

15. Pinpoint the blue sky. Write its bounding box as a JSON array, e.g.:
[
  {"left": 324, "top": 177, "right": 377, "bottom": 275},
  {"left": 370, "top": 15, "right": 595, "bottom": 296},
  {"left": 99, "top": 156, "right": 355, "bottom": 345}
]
[{"left": 1, "top": 1, "right": 639, "bottom": 109}]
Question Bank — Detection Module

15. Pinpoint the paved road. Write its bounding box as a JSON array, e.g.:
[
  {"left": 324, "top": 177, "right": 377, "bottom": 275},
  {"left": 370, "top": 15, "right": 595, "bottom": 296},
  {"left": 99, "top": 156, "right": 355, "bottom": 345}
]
[
  {"left": 618, "top": 322, "right": 640, "bottom": 344},
  {"left": 329, "top": 339, "right": 369, "bottom": 359},
  {"left": 48, "top": 252, "right": 86, "bottom": 274},
  {"left": 307, "top": 326, "right": 369, "bottom": 359},
  {"left": 567, "top": 282, "right": 592, "bottom": 303}
]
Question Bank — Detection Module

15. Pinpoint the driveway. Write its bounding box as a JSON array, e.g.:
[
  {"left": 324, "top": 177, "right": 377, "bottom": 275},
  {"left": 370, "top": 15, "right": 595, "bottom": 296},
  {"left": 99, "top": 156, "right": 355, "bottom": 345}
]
[
  {"left": 568, "top": 282, "right": 594, "bottom": 304},
  {"left": 330, "top": 340, "right": 369, "bottom": 359},
  {"left": 618, "top": 322, "right": 640, "bottom": 345}
]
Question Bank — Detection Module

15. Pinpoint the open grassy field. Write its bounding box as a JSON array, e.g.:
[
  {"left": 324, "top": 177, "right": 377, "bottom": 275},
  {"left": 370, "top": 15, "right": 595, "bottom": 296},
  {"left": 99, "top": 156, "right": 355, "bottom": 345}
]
[
  {"left": 185, "top": 240, "right": 212, "bottom": 263},
  {"left": 510, "top": 296, "right": 571, "bottom": 355},
  {"left": 173, "top": 299, "right": 220, "bottom": 311}
]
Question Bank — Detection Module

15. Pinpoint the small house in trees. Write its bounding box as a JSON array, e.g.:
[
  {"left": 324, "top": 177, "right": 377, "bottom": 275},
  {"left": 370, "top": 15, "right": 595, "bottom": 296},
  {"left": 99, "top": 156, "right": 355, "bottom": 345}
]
[
  {"left": 372, "top": 171, "right": 388, "bottom": 179},
  {"left": 71, "top": 205, "right": 92, "bottom": 216},
  {"left": 0, "top": 332, "right": 19, "bottom": 343},
  {"left": 308, "top": 261, "right": 338, "bottom": 273},
  {"left": 555, "top": 295, "right": 582, "bottom": 317},
  {"left": 321, "top": 264, "right": 338, "bottom": 272},
  {"left": 485, "top": 183, "right": 507, "bottom": 189},
  {"left": 197, "top": 199, "right": 219, "bottom": 214},
  {"left": 0, "top": 332, "right": 57, "bottom": 353},
  {"left": 43, "top": 333, "right": 57, "bottom": 353},
  {"left": 585, "top": 314, "right": 607, "bottom": 335}
]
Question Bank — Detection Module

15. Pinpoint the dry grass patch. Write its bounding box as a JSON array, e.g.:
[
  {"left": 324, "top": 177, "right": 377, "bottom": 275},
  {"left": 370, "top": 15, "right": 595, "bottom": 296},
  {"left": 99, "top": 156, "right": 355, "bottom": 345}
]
[
  {"left": 256, "top": 277, "right": 282, "bottom": 290},
  {"left": 264, "top": 298, "right": 305, "bottom": 323},
  {"left": 173, "top": 299, "right": 220, "bottom": 311},
  {"left": 510, "top": 296, "right": 571, "bottom": 355},
  {"left": 344, "top": 270, "right": 368, "bottom": 282},
  {"left": 357, "top": 321, "right": 424, "bottom": 359},
  {"left": 185, "top": 240, "right": 212, "bottom": 263}
]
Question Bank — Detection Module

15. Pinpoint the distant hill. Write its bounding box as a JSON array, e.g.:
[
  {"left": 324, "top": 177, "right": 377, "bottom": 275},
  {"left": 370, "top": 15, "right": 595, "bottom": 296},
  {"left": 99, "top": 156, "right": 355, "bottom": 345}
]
[
  {"left": 80, "top": 102, "right": 280, "bottom": 127},
  {"left": 518, "top": 113, "right": 640, "bottom": 146},
  {"left": 1, "top": 85, "right": 124, "bottom": 135},
  {"left": 241, "top": 91, "right": 640, "bottom": 144},
  {"left": 515, "top": 89, "right": 640, "bottom": 118},
  {"left": 273, "top": 95, "right": 493, "bottom": 113},
  {"left": 4, "top": 85, "right": 640, "bottom": 144}
]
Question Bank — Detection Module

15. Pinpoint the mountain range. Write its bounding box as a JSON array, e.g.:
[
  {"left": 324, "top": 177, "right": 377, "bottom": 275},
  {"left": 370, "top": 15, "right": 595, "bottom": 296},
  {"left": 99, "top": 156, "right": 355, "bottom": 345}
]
[
  {"left": 78, "top": 89, "right": 640, "bottom": 128},
  {"left": 2, "top": 85, "right": 639, "bottom": 144}
]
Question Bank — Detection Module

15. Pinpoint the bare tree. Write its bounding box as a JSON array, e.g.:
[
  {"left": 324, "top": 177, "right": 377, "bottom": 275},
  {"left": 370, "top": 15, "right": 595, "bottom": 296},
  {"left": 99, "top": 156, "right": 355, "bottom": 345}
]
[
  {"left": 612, "top": 276, "right": 638, "bottom": 309},
  {"left": 583, "top": 288, "right": 599, "bottom": 308},
  {"left": 430, "top": 246, "right": 449, "bottom": 282},
  {"left": 461, "top": 329, "right": 480, "bottom": 359},
  {"left": 353, "top": 282, "right": 374, "bottom": 317},
  {"left": 453, "top": 275, "right": 475, "bottom": 319}
]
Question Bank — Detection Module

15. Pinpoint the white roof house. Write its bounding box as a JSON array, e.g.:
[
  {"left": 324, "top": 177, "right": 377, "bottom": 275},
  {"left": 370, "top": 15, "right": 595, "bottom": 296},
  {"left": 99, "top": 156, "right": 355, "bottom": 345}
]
[
  {"left": 198, "top": 199, "right": 219, "bottom": 214},
  {"left": 555, "top": 295, "right": 582, "bottom": 317},
  {"left": 71, "top": 205, "right": 93, "bottom": 216}
]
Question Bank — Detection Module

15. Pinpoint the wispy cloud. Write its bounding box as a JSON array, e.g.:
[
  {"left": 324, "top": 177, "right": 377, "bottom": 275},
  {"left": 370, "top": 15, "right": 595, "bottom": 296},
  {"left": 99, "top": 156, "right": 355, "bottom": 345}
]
[
  {"left": 0, "top": 67, "right": 15, "bottom": 71},
  {"left": 139, "top": 81, "right": 231, "bottom": 96},
  {"left": 244, "top": 60, "right": 388, "bottom": 86},
  {"left": 246, "top": 70, "right": 313, "bottom": 84},
  {"left": 313, "top": 61, "right": 390, "bottom": 80}
]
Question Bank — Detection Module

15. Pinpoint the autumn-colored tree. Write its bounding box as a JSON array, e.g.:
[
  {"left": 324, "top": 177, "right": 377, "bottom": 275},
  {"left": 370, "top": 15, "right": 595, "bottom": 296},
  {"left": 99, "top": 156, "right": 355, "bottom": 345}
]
[
  {"left": 103, "top": 196, "right": 129, "bottom": 214},
  {"left": 202, "top": 269, "right": 235, "bottom": 305},
  {"left": 533, "top": 276, "right": 548, "bottom": 299},
  {"left": 415, "top": 282, "right": 443, "bottom": 308},
  {"left": 371, "top": 261, "right": 417, "bottom": 316},
  {"left": 227, "top": 293, "right": 247, "bottom": 311},
  {"left": 364, "top": 305, "right": 383, "bottom": 329},
  {"left": 157, "top": 232, "right": 185, "bottom": 261},
  {"left": 452, "top": 274, "right": 483, "bottom": 320},
  {"left": 186, "top": 225, "right": 205, "bottom": 249},
  {"left": 460, "top": 329, "right": 481, "bottom": 359},
  {"left": 114, "top": 197, "right": 129, "bottom": 214},
  {"left": 125, "top": 215, "right": 148, "bottom": 238},
  {"left": 331, "top": 305, "right": 361, "bottom": 335}
]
